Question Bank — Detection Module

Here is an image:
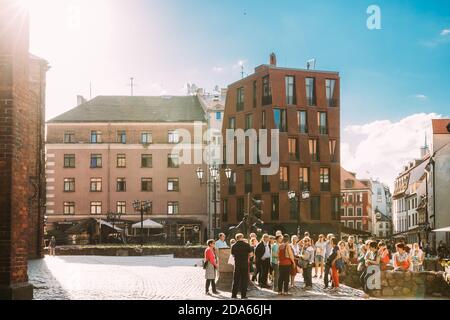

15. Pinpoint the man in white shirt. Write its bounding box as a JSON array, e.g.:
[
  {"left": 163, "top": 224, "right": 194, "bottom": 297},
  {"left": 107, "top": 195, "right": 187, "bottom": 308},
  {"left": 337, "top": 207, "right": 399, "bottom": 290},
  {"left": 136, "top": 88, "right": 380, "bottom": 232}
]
[
  {"left": 215, "top": 233, "right": 229, "bottom": 249},
  {"left": 255, "top": 234, "right": 271, "bottom": 288}
]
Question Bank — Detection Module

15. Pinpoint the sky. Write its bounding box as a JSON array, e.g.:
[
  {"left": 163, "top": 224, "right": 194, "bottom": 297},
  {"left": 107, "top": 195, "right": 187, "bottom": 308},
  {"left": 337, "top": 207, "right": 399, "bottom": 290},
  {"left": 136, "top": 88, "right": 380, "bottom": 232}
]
[{"left": 23, "top": 0, "right": 450, "bottom": 187}]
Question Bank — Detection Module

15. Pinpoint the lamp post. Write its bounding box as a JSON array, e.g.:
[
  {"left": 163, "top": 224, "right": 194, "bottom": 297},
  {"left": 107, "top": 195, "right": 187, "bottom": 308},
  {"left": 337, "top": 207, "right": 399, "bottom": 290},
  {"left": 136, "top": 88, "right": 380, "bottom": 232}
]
[
  {"left": 288, "top": 189, "right": 310, "bottom": 237},
  {"left": 132, "top": 200, "right": 152, "bottom": 247},
  {"left": 196, "top": 165, "right": 232, "bottom": 239}
]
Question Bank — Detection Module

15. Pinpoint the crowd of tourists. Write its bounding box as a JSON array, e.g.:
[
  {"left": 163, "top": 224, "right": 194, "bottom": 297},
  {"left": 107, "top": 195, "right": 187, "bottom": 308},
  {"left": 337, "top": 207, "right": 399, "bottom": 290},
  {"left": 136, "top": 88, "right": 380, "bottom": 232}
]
[{"left": 203, "top": 231, "right": 433, "bottom": 298}]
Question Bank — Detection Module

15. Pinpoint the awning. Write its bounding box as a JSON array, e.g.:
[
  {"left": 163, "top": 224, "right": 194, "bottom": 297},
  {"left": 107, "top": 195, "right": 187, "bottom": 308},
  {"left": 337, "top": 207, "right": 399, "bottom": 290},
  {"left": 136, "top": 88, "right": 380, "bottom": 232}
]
[
  {"left": 432, "top": 226, "right": 450, "bottom": 232},
  {"left": 131, "top": 219, "right": 163, "bottom": 229},
  {"left": 97, "top": 219, "right": 123, "bottom": 231}
]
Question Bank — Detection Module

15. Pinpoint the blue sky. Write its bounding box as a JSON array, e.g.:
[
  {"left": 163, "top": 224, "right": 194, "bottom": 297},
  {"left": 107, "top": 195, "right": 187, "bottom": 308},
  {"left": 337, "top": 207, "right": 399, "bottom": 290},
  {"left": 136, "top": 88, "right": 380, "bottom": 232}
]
[{"left": 27, "top": 0, "right": 449, "bottom": 185}]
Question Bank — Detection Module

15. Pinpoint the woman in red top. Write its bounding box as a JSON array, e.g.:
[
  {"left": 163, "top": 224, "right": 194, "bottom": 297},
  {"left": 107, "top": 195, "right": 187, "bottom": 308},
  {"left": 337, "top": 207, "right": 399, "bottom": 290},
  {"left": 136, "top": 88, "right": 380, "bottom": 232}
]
[
  {"left": 378, "top": 242, "right": 391, "bottom": 271},
  {"left": 278, "top": 234, "right": 295, "bottom": 295},
  {"left": 204, "top": 239, "right": 219, "bottom": 295}
]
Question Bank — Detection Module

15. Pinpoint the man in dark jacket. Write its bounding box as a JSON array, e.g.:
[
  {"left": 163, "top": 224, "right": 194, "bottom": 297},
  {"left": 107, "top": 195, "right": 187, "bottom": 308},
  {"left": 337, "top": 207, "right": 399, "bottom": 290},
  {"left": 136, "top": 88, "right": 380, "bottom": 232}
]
[
  {"left": 254, "top": 234, "right": 271, "bottom": 288},
  {"left": 231, "top": 233, "right": 253, "bottom": 299}
]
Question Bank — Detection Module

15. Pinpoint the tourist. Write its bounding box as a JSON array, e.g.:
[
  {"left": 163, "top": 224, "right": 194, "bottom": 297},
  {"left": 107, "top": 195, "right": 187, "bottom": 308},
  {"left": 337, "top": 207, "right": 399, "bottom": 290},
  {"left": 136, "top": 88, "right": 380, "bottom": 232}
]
[
  {"left": 328, "top": 237, "right": 341, "bottom": 292},
  {"left": 357, "top": 239, "right": 364, "bottom": 255},
  {"left": 271, "top": 235, "right": 282, "bottom": 292},
  {"left": 299, "top": 237, "right": 315, "bottom": 289},
  {"left": 304, "top": 231, "right": 314, "bottom": 245},
  {"left": 250, "top": 237, "right": 258, "bottom": 281},
  {"left": 411, "top": 243, "right": 424, "bottom": 272},
  {"left": 249, "top": 232, "right": 257, "bottom": 240},
  {"left": 215, "top": 233, "right": 228, "bottom": 249},
  {"left": 314, "top": 234, "right": 326, "bottom": 278},
  {"left": 393, "top": 243, "right": 410, "bottom": 271},
  {"left": 255, "top": 234, "right": 271, "bottom": 288},
  {"left": 278, "top": 234, "right": 295, "bottom": 295},
  {"left": 49, "top": 236, "right": 56, "bottom": 256},
  {"left": 204, "top": 239, "right": 219, "bottom": 295},
  {"left": 290, "top": 235, "right": 300, "bottom": 287},
  {"left": 347, "top": 236, "right": 358, "bottom": 264},
  {"left": 361, "top": 240, "right": 380, "bottom": 293},
  {"left": 323, "top": 233, "right": 334, "bottom": 289},
  {"left": 275, "top": 230, "right": 283, "bottom": 237},
  {"left": 378, "top": 242, "right": 391, "bottom": 271},
  {"left": 231, "top": 233, "right": 254, "bottom": 299},
  {"left": 338, "top": 240, "right": 349, "bottom": 265}
]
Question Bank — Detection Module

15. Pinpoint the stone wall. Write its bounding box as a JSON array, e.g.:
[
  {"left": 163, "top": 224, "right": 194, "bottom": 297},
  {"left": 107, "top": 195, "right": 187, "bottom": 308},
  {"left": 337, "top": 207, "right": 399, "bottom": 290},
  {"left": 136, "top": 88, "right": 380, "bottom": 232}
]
[{"left": 342, "top": 264, "right": 450, "bottom": 298}]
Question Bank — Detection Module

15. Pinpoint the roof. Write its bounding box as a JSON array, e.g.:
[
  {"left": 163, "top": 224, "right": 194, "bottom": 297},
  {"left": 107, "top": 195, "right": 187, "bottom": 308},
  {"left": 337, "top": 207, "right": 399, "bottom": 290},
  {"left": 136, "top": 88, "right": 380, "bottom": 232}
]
[
  {"left": 432, "top": 119, "right": 450, "bottom": 134},
  {"left": 340, "top": 167, "right": 371, "bottom": 190},
  {"left": 47, "top": 95, "right": 206, "bottom": 123},
  {"left": 131, "top": 219, "right": 163, "bottom": 229}
]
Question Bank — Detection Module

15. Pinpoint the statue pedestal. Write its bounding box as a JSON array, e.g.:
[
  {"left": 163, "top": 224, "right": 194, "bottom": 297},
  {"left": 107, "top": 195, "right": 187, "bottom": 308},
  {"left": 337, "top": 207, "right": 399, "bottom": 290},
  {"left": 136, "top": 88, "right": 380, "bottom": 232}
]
[{"left": 216, "top": 248, "right": 234, "bottom": 291}]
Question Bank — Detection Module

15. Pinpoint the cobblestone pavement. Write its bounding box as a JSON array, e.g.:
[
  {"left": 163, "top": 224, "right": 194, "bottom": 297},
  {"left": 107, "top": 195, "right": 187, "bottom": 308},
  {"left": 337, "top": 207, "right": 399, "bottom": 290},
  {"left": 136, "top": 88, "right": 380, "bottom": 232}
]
[{"left": 29, "top": 255, "right": 370, "bottom": 300}]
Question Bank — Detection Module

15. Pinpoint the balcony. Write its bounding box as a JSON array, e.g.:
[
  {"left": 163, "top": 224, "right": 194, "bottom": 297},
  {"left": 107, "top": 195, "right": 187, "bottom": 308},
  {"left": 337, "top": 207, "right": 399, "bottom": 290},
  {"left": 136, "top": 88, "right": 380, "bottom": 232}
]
[
  {"left": 306, "top": 96, "right": 316, "bottom": 106},
  {"left": 318, "top": 126, "right": 328, "bottom": 135},
  {"left": 262, "top": 182, "right": 271, "bottom": 192},
  {"left": 279, "top": 181, "right": 289, "bottom": 190}
]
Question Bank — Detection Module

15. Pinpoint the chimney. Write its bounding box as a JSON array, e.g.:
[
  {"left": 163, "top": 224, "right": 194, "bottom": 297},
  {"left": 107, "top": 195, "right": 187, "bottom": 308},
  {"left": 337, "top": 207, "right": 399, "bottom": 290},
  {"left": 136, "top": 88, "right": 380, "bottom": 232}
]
[
  {"left": 77, "top": 95, "right": 87, "bottom": 106},
  {"left": 270, "top": 52, "right": 277, "bottom": 66}
]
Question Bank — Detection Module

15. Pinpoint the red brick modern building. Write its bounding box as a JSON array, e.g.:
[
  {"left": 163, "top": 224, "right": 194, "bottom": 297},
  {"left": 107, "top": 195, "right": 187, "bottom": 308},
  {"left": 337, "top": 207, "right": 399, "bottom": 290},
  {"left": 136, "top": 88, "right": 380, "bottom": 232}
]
[
  {"left": 0, "top": 1, "right": 48, "bottom": 299},
  {"left": 220, "top": 54, "right": 341, "bottom": 236}
]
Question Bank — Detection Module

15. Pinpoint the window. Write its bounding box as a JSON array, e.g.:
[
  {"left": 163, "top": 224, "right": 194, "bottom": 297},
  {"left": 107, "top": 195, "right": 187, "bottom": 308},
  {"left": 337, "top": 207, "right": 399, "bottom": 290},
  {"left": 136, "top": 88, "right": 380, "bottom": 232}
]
[
  {"left": 279, "top": 166, "right": 289, "bottom": 190},
  {"left": 348, "top": 221, "right": 355, "bottom": 229},
  {"left": 311, "top": 196, "right": 320, "bottom": 220},
  {"left": 141, "top": 178, "right": 152, "bottom": 192},
  {"left": 356, "top": 193, "right": 362, "bottom": 203},
  {"left": 332, "top": 197, "right": 340, "bottom": 220},
  {"left": 117, "top": 154, "right": 126, "bottom": 168},
  {"left": 245, "top": 170, "right": 252, "bottom": 193},
  {"left": 168, "top": 202, "right": 179, "bottom": 215},
  {"left": 64, "top": 131, "right": 75, "bottom": 143},
  {"left": 340, "top": 207, "right": 346, "bottom": 218},
  {"left": 262, "top": 75, "right": 272, "bottom": 105},
  {"left": 348, "top": 207, "right": 354, "bottom": 216},
  {"left": 273, "top": 108, "right": 287, "bottom": 132},
  {"left": 228, "top": 172, "right": 236, "bottom": 195},
  {"left": 325, "top": 79, "right": 336, "bottom": 107},
  {"left": 285, "top": 76, "right": 296, "bottom": 105},
  {"left": 90, "top": 201, "right": 102, "bottom": 215},
  {"left": 222, "top": 199, "right": 228, "bottom": 222},
  {"left": 318, "top": 112, "right": 328, "bottom": 134},
  {"left": 90, "top": 178, "right": 102, "bottom": 192},
  {"left": 245, "top": 114, "right": 253, "bottom": 130},
  {"left": 116, "top": 130, "right": 126, "bottom": 144},
  {"left": 90, "top": 131, "right": 102, "bottom": 143},
  {"left": 141, "top": 154, "right": 153, "bottom": 168},
  {"left": 297, "top": 110, "right": 308, "bottom": 133},
  {"left": 116, "top": 178, "right": 126, "bottom": 192},
  {"left": 345, "top": 180, "right": 354, "bottom": 189},
  {"left": 228, "top": 117, "right": 236, "bottom": 130},
  {"left": 167, "top": 178, "right": 179, "bottom": 191},
  {"left": 236, "top": 87, "right": 244, "bottom": 111},
  {"left": 215, "top": 112, "right": 222, "bottom": 120},
  {"left": 320, "top": 168, "right": 330, "bottom": 191},
  {"left": 271, "top": 195, "right": 279, "bottom": 221},
  {"left": 305, "top": 77, "right": 316, "bottom": 106},
  {"left": 116, "top": 201, "right": 126, "bottom": 214},
  {"left": 168, "top": 130, "right": 179, "bottom": 143},
  {"left": 356, "top": 207, "right": 362, "bottom": 216},
  {"left": 168, "top": 154, "right": 179, "bottom": 168},
  {"left": 329, "top": 139, "right": 337, "bottom": 162},
  {"left": 237, "top": 198, "right": 245, "bottom": 221},
  {"left": 63, "top": 202, "right": 75, "bottom": 215},
  {"left": 262, "top": 175, "right": 270, "bottom": 192},
  {"left": 64, "top": 154, "right": 75, "bottom": 168},
  {"left": 90, "top": 154, "right": 102, "bottom": 168},
  {"left": 63, "top": 178, "right": 75, "bottom": 192},
  {"left": 309, "top": 139, "right": 319, "bottom": 161},
  {"left": 288, "top": 138, "right": 299, "bottom": 160},
  {"left": 141, "top": 132, "right": 152, "bottom": 144},
  {"left": 356, "top": 221, "right": 363, "bottom": 230},
  {"left": 252, "top": 80, "right": 257, "bottom": 108},
  {"left": 299, "top": 167, "right": 310, "bottom": 190}
]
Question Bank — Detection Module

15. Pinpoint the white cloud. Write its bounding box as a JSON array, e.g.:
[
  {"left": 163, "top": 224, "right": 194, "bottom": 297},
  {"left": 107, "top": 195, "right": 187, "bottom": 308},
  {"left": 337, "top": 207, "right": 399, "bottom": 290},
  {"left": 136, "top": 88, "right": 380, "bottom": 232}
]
[
  {"left": 411, "top": 94, "right": 427, "bottom": 100},
  {"left": 441, "top": 29, "right": 450, "bottom": 36},
  {"left": 341, "top": 113, "right": 443, "bottom": 190},
  {"left": 212, "top": 66, "right": 224, "bottom": 72}
]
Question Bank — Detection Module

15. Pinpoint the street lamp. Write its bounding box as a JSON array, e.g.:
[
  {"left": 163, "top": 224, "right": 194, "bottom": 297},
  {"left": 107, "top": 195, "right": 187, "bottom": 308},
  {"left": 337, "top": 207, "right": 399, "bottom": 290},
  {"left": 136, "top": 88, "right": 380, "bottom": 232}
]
[
  {"left": 132, "top": 200, "right": 152, "bottom": 246},
  {"left": 196, "top": 165, "right": 232, "bottom": 238},
  {"left": 288, "top": 189, "right": 310, "bottom": 237}
]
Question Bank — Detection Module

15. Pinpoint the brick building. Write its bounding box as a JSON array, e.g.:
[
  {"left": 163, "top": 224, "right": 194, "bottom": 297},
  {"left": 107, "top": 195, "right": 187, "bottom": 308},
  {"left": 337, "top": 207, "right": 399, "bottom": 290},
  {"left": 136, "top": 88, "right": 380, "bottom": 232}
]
[
  {"left": 0, "top": 1, "right": 48, "bottom": 299},
  {"left": 220, "top": 54, "right": 341, "bottom": 236},
  {"left": 340, "top": 167, "right": 373, "bottom": 234},
  {"left": 45, "top": 96, "right": 208, "bottom": 244}
]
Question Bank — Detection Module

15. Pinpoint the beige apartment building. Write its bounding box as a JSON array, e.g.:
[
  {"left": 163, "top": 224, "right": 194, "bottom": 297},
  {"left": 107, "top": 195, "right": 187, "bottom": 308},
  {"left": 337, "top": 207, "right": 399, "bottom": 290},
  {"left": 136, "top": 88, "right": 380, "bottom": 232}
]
[{"left": 45, "top": 96, "right": 208, "bottom": 244}]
